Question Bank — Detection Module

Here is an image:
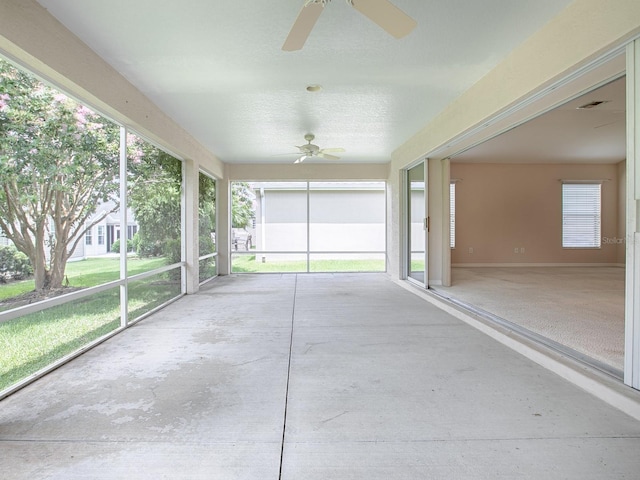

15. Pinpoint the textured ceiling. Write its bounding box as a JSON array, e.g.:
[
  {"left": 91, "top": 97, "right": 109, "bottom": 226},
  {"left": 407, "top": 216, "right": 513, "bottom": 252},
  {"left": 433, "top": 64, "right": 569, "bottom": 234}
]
[
  {"left": 454, "top": 76, "right": 627, "bottom": 164},
  {"left": 36, "top": 0, "right": 576, "bottom": 164}
]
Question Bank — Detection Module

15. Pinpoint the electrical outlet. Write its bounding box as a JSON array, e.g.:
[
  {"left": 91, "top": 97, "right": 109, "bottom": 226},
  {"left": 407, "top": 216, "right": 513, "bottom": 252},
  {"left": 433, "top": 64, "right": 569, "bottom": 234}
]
[
  {"left": 514, "top": 247, "right": 519, "bottom": 254},
  {"left": 521, "top": 247, "right": 525, "bottom": 254},
  {"left": 468, "top": 247, "right": 473, "bottom": 254}
]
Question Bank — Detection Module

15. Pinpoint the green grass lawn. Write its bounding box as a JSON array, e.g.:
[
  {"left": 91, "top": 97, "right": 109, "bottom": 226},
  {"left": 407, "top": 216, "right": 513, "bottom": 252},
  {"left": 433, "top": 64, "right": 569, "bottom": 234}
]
[
  {"left": 0, "top": 256, "right": 168, "bottom": 302},
  {"left": 0, "top": 256, "right": 176, "bottom": 392},
  {"left": 232, "top": 254, "right": 385, "bottom": 273}
]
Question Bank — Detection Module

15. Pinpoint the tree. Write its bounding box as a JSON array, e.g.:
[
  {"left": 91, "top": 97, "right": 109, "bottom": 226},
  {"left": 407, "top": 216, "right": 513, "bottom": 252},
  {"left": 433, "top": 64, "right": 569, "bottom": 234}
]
[
  {"left": 231, "top": 182, "right": 254, "bottom": 229},
  {"left": 0, "top": 60, "right": 120, "bottom": 291},
  {"left": 126, "top": 138, "right": 182, "bottom": 258}
]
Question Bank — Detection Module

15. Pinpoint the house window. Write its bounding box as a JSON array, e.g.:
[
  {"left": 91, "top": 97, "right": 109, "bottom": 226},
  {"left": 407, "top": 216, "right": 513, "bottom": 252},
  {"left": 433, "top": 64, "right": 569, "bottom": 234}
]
[
  {"left": 85, "top": 228, "right": 93, "bottom": 245},
  {"left": 562, "top": 183, "right": 601, "bottom": 248},
  {"left": 127, "top": 225, "right": 137, "bottom": 240},
  {"left": 450, "top": 182, "right": 456, "bottom": 249},
  {"left": 97, "top": 226, "right": 105, "bottom": 246}
]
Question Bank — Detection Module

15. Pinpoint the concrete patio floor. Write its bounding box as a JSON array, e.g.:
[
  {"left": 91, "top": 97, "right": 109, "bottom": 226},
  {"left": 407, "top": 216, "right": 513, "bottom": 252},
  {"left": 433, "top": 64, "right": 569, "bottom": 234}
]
[{"left": 1, "top": 273, "right": 640, "bottom": 479}]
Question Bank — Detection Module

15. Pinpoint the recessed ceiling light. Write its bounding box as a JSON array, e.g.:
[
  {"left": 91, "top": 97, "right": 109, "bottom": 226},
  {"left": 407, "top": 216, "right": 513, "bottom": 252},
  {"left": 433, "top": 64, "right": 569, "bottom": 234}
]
[{"left": 306, "top": 84, "right": 322, "bottom": 92}]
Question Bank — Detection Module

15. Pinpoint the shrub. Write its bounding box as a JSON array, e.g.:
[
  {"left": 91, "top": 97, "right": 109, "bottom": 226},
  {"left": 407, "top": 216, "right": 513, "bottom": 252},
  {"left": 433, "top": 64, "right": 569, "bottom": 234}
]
[
  {"left": 163, "top": 238, "right": 182, "bottom": 280},
  {"left": 136, "top": 237, "right": 163, "bottom": 258},
  {"left": 132, "top": 232, "right": 140, "bottom": 252},
  {"left": 0, "top": 245, "right": 33, "bottom": 281},
  {"left": 111, "top": 238, "right": 135, "bottom": 254},
  {"left": 163, "top": 238, "right": 182, "bottom": 265},
  {"left": 199, "top": 235, "right": 215, "bottom": 256}
]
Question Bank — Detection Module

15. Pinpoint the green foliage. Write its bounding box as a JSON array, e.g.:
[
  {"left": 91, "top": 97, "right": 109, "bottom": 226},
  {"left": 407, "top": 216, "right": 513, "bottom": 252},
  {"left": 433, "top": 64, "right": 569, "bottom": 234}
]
[
  {"left": 232, "top": 182, "right": 254, "bottom": 229},
  {"left": 0, "top": 264, "right": 181, "bottom": 391},
  {"left": 127, "top": 140, "right": 182, "bottom": 258},
  {"left": 162, "top": 238, "right": 182, "bottom": 281},
  {"left": 163, "top": 238, "right": 182, "bottom": 265},
  {"left": 110, "top": 238, "right": 134, "bottom": 254},
  {"left": 199, "top": 173, "right": 216, "bottom": 255},
  {"left": 231, "top": 255, "right": 385, "bottom": 273},
  {"left": 199, "top": 235, "right": 215, "bottom": 257},
  {"left": 0, "top": 245, "right": 33, "bottom": 281},
  {"left": 0, "top": 256, "right": 168, "bottom": 308},
  {"left": 198, "top": 257, "right": 217, "bottom": 282},
  {"left": 136, "top": 237, "right": 163, "bottom": 258},
  {"left": 0, "top": 59, "right": 120, "bottom": 290},
  {"left": 132, "top": 232, "right": 140, "bottom": 252}
]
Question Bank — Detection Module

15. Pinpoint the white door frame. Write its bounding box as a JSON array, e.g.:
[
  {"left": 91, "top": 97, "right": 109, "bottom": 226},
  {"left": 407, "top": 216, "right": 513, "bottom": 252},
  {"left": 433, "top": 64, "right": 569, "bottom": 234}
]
[
  {"left": 404, "top": 159, "right": 429, "bottom": 287},
  {"left": 625, "top": 39, "right": 640, "bottom": 389}
]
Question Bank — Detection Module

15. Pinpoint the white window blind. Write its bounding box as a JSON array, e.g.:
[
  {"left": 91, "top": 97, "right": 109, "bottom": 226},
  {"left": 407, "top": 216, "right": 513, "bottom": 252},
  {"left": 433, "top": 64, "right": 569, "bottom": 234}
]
[
  {"left": 450, "top": 182, "right": 456, "bottom": 248},
  {"left": 562, "top": 183, "right": 601, "bottom": 248}
]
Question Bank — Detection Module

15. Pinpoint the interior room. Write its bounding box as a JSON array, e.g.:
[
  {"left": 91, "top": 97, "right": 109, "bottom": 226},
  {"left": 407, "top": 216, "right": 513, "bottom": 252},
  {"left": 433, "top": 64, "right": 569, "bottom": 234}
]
[{"left": 434, "top": 75, "right": 627, "bottom": 375}]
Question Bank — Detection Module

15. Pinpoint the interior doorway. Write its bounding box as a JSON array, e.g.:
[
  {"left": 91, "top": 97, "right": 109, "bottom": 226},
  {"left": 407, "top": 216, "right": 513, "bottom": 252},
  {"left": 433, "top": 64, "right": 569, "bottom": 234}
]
[{"left": 434, "top": 72, "right": 627, "bottom": 376}]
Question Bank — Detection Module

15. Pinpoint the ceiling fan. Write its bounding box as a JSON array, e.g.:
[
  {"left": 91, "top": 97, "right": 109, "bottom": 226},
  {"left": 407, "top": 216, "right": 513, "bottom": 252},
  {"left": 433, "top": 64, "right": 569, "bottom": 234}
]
[
  {"left": 278, "top": 133, "right": 345, "bottom": 163},
  {"left": 283, "top": 0, "right": 417, "bottom": 51}
]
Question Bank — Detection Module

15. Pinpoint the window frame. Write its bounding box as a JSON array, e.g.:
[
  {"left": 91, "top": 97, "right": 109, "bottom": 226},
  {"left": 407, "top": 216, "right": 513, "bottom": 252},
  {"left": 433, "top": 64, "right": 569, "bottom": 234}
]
[
  {"left": 561, "top": 182, "right": 602, "bottom": 249},
  {"left": 450, "top": 182, "right": 456, "bottom": 249}
]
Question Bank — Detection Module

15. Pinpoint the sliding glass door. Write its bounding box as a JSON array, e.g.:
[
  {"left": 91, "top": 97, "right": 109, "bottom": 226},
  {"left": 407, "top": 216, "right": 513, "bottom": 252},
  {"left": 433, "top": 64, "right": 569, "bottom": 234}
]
[{"left": 406, "top": 161, "right": 428, "bottom": 285}]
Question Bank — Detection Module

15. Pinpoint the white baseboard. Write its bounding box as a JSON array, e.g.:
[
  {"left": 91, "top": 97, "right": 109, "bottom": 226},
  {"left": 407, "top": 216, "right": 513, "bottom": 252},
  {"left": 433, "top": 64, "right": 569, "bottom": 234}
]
[{"left": 452, "top": 263, "right": 625, "bottom": 268}]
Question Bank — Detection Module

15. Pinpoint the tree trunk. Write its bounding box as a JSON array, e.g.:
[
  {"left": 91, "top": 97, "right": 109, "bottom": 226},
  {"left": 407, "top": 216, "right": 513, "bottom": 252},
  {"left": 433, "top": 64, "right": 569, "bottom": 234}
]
[
  {"left": 49, "top": 248, "right": 68, "bottom": 290},
  {"left": 32, "top": 246, "right": 50, "bottom": 292},
  {"left": 32, "top": 220, "right": 49, "bottom": 292}
]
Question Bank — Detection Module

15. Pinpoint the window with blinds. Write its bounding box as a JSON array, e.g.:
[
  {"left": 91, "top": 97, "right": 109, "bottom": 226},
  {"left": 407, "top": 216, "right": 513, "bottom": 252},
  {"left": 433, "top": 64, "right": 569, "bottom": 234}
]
[
  {"left": 562, "top": 183, "right": 601, "bottom": 248},
  {"left": 450, "top": 182, "right": 456, "bottom": 248}
]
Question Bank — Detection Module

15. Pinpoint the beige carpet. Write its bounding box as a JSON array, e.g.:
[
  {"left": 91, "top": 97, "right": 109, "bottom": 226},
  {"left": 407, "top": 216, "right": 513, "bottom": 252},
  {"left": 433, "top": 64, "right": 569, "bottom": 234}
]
[{"left": 433, "top": 267, "right": 625, "bottom": 371}]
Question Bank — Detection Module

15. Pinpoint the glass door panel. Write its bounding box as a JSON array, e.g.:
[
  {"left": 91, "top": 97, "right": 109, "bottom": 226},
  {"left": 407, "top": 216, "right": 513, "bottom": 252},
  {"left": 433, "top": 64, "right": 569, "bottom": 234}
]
[{"left": 407, "top": 162, "right": 427, "bottom": 284}]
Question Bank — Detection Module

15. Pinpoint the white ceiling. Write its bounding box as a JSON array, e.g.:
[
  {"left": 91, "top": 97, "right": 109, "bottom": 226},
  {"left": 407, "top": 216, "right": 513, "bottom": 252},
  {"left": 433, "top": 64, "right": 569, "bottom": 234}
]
[
  {"left": 36, "top": 0, "right": 580, "bottom": 164},
  {"left": 453, "top": 76, "right": 627, "bottom": 164}
]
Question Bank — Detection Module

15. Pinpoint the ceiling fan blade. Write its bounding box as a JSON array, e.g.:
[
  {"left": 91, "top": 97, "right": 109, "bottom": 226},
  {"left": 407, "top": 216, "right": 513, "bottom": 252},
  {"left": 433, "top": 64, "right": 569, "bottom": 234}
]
[
  {"left": 351, "top": 0, "right": 416, "bottom": 39},
  {"left": 319, "top": 147, "right": 346, "bottom": 154},
  {"left": 282, "top": 2, "right": 325, "bottom": 51},
  {"left": 318, "top": 153, "right": 341, "bottom": 161}
]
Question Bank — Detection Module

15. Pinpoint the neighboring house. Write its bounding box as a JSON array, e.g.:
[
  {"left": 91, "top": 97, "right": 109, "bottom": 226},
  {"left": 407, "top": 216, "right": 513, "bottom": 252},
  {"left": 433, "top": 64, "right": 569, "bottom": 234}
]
[
  {"left": 248, "top": 182, "right": 386, "bottom": 261},
  {"left": 0, "top": 202, "right": 137, "bottom": 261},
  {"left": 81, "top": 201, "right": 138, "bottom": 257}
]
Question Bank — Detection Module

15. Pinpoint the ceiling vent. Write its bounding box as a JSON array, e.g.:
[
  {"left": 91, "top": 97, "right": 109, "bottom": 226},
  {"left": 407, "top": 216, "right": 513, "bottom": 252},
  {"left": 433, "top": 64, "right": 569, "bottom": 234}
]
[{"left": 577, "top": 100, "right": 609, "bottom": 109}]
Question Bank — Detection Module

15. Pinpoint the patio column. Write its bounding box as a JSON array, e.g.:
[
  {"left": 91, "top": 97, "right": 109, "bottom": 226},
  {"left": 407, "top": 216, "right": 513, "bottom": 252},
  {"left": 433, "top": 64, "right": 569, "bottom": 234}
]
[
  {"left": 183, "top": 158, "right": 199, "bottom": 294},
  {"left": 217, "top": 178, "right": 231, "bottom": 275}
]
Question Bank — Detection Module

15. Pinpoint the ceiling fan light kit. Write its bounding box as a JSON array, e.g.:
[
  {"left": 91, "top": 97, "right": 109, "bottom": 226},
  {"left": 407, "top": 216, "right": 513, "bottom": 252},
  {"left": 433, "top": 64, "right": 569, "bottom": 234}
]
[
  {"left": 283, "top": 0, "right": 417, "bottom": 51},
  {"left": 277, "top": 133, "right": 345, "bottom": 164}
]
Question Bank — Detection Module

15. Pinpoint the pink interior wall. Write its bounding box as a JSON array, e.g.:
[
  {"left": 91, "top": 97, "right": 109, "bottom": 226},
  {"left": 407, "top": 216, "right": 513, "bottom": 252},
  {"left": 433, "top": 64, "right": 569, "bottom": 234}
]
[{"left": 450, "top": 163, "right": 621, "bottom": 265}]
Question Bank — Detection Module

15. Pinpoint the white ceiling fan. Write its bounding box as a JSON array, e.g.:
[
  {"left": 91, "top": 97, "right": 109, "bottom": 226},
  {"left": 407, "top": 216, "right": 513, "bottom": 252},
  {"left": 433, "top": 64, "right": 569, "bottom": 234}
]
[
  {"left": 283, "top": 0, "right": 417, "bottom": 51},
  {"left": 277, "top": 133, "right": 345, "bottom": 163}
]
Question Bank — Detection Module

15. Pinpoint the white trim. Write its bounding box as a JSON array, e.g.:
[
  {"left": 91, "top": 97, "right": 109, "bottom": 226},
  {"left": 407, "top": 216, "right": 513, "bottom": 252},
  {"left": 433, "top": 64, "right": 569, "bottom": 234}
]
[
  {"left": 560, "top": 179, "right": 610, "bottom": 184},
  {"left": 452, "top": 263, "right": 624, "bottom": 268},
  {"left": 625, "top": 40, "right": 640, "bottom": 389},
  {"left": 439, "top": 47, "right": 629, "bottom": 162},
  {"left": 119, "top": 127, "right": 128, "bottom": 328},
  {"left": 441, "top": 158, "right": 451, "bottom": 287}
]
